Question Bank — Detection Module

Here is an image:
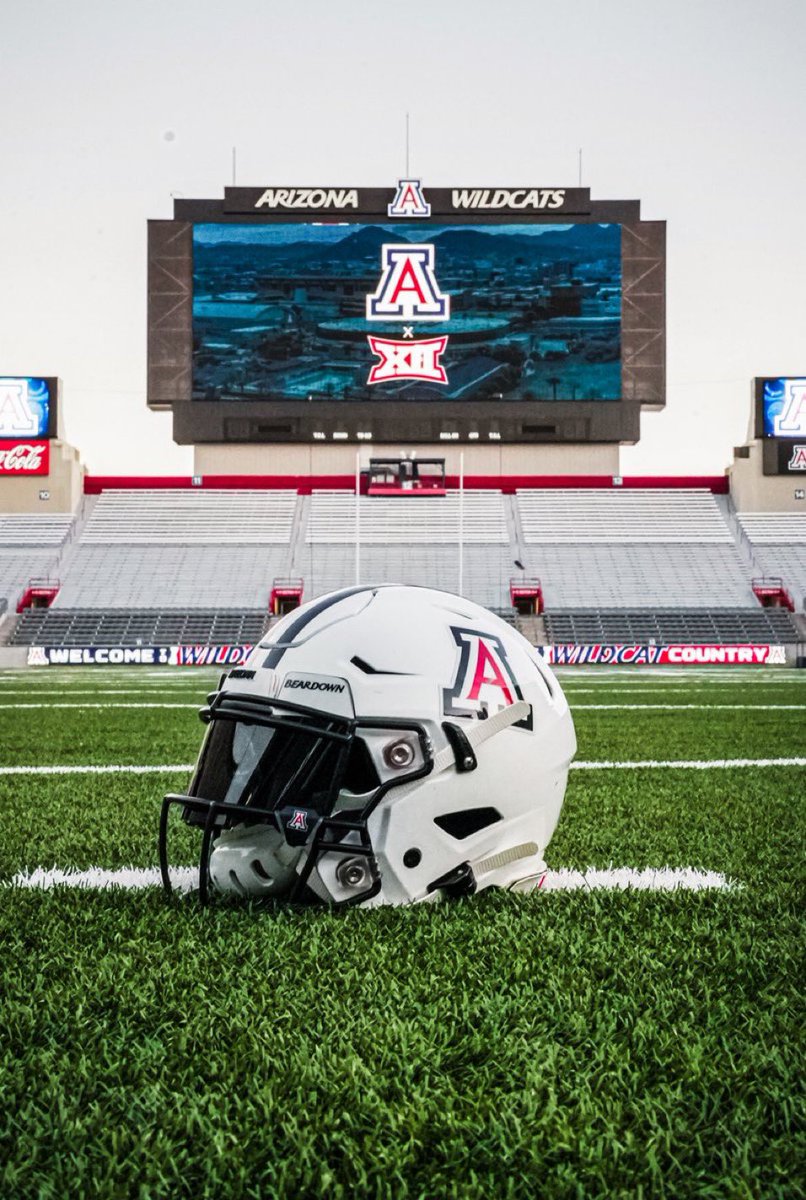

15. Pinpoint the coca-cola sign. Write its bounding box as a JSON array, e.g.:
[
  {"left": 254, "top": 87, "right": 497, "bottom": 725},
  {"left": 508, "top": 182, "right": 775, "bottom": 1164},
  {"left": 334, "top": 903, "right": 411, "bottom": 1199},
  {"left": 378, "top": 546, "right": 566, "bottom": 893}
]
[{"left": 0, "top": 440, "right": 50, "bottom": 475}]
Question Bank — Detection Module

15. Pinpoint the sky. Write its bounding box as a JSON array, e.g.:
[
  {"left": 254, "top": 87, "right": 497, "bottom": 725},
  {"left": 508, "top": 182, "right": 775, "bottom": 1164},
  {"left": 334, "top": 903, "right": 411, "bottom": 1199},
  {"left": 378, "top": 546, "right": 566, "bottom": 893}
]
[{"left": 2, "top": 0, "right": 805, "bottom": 476}]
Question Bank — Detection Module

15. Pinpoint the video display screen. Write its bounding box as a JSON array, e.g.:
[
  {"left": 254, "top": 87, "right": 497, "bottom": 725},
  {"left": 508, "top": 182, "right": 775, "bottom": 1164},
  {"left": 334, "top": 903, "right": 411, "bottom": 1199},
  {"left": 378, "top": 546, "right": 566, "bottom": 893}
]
[
  {"left": 761, "top": 377, "right": 806, "bottom": 438},
  {"left": 192, "top": 222, "right": 622, "bottom": 404},
  {"left": 0, "top": 377, "right": 51, "bottom": 438}
]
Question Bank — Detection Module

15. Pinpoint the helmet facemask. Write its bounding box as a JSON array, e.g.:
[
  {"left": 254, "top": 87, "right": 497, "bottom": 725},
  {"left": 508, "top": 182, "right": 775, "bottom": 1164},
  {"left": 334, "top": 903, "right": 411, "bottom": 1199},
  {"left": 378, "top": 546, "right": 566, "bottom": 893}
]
[{"left": 159, "top": 690, "right": 433, "bottom": 907}]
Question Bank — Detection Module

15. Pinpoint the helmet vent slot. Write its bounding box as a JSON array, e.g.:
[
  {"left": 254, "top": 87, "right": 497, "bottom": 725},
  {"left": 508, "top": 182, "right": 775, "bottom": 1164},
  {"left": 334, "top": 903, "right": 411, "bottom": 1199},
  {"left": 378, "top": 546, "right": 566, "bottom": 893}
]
[
  {"left": 250, "top": 859, "right": 271, "bottom": 881},
  {"left": 350, "top": 656, "right": 410, "bottom": 676},
  {"left": 228, "top": 870, "right": 247, "bottom": 895},
  {"left": 434, "top": 807, "right": 502, "bottom": 841}
]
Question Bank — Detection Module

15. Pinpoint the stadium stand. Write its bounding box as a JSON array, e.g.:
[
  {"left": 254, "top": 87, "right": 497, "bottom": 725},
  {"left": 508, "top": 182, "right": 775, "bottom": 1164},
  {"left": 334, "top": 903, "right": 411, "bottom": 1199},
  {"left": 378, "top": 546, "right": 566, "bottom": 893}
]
[
  {"left": 52, "top": 490, "right": 298, "bottom": 609},
  {"left": 11, "top": 608, "right": 270, "bottom": 648},
  {"left": 544, "top": 608, "right": 800, "bottom": 645},
  {"left": 301, "top": 490, "right": 513, "bottom": 609},
  {"left": 79, "top": 489, "right": 297, "bottom": 543},
  {"left": 516, "top": 489, "right": 757, "bottom": 608},
  {"left": 306, "top": 490, "right": 507, "bottom": 542},
  {"left": 0, "top": 552, "right": 60, "bottom": 610},
  {"left": 0, "top": 513, "right": 73, "bottom": 615},
  {"left": 0, "top": 514, "right": 74, "bottom": 545},
  {"left": 737, "top": 513, "right": 806, "bottom": 609},
  {"left": 53, "top": 545, "right": 294, "bottom": 609},
  {"left": 6, "top": 486, "right": 802, "bottom": 650}
]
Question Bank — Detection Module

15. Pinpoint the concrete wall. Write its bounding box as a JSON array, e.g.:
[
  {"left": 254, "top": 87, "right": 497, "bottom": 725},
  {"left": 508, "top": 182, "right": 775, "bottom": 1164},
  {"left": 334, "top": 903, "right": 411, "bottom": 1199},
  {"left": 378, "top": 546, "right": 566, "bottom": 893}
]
[
  {"left": 193, "top": 442, "right": 622, "bottom": 478},
  {"left": 0, "top": 441, "right": 84, "bottom": 513},
  {"left": 729, "top": 441, "right": 806, "bottom": 512},
  {"left": 0, "top": 647, "right": 30, "bottom": 668}
]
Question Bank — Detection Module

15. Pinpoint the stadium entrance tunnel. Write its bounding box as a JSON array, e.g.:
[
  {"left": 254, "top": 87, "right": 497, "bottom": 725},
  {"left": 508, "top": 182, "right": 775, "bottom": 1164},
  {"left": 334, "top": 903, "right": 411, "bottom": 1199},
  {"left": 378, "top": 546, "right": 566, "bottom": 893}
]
[
  {"left": 510, "top": 577, "right": 543, "bottom": 615},
  {"left": 16, "top": 578, "right": 60, "bottom": 613},
  {"left": 270, "top": 578, "right": 304, "bottom": 616}
]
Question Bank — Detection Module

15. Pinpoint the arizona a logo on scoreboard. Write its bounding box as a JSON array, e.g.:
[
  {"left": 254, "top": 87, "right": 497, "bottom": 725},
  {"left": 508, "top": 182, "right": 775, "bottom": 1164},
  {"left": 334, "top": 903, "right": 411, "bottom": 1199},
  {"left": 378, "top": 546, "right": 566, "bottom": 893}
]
[
  {"left": 366, "top": 244, "right": 450, "bottom": 322},
  {"left": 387, "top": 178, "right": 431, "bottom": 218},
  {"left": 788, "top": 445, "right": 806, "bottom": 470}
]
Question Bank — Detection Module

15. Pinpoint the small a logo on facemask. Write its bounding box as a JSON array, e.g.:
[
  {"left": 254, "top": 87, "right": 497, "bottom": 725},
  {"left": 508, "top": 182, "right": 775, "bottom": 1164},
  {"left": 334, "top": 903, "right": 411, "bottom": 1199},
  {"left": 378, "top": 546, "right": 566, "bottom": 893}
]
[
  {"left": 287, "top": 809, "right": 308, "bottom": 832},
  {"left": 443, "top": 626, "right": 532, "bottom": 729}
]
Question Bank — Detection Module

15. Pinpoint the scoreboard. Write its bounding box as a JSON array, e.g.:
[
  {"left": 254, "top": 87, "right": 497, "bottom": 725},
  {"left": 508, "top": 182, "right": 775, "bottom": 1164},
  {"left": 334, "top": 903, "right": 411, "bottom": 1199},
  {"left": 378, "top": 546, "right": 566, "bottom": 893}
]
[{"left": 147, "top": 182, "right": 665, "bottom": 445}]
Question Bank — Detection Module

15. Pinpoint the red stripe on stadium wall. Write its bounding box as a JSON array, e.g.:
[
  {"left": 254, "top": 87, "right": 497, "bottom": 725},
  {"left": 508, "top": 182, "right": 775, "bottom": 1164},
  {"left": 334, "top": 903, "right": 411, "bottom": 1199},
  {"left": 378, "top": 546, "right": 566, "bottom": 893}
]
[{"left": 84, "top": 474, "right": 729, "bottom": 494}]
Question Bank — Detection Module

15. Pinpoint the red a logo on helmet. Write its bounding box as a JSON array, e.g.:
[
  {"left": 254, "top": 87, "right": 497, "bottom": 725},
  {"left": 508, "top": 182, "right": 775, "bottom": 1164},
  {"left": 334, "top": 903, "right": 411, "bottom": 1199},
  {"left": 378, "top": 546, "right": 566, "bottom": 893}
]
[
  {"left": 287, "top": 809, "right": 308, "bottom": 832},
  {"left": 443, "top": 626, "right": 532, "bottom": 729}
]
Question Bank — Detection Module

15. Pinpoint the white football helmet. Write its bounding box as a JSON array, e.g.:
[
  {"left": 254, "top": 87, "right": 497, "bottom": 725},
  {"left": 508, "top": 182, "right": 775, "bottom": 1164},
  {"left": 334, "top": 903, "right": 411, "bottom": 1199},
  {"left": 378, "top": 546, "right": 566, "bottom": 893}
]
[{"left": 159, "top": 585, "right": 576, "bottom": 907}]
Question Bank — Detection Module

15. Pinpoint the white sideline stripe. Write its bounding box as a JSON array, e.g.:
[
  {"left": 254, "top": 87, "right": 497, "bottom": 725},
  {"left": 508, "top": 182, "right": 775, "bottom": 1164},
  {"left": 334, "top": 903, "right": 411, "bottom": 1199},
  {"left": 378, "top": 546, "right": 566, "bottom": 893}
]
[
  {"left": 12, "top": 867, "right": 199, "bottom": 893},
  {"left": 572, "top": 757, "right": 806, "bottom": 770},
  {"left": 10, "top": 701, "right": 802, "bottom": 712},
  {"left": 564, "top": 685, "right": 806, "bottom": 693},
  {"left": 2, "top": 757, "right": 805, "bottom": 778},
  {"left": 0, "top": 703, "right": 197, "bottom": 710},
  {"left": 572, "top": 704, "right": 806, "bottom": 711},
  {"left": 9, "top": 865, "right": 738, "bottom": 894},
  {"left": 540, "top": 867, "right": 738, "bottom": 892},
  {"left": 0, "top": 764, "right": 194, "bottom": 776},
  {"left": 0, "top": 689, "right": 205, "bottom": 696}
]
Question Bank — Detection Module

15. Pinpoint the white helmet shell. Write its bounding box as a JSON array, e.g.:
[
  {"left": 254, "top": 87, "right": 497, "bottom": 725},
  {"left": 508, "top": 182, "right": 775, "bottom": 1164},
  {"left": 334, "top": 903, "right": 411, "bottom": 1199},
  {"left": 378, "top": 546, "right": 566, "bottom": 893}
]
[{"left": 159, "top": 585, "right": 576, "bottom": 907}]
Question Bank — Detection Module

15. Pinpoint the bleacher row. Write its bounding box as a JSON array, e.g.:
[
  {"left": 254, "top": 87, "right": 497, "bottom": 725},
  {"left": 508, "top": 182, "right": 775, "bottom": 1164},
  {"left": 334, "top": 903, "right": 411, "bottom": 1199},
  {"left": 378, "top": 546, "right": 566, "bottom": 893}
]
[
  {"left": 0, "top": 489, "right": 803, "bottom": 648},
  {"left": 14, "top": 609, "right": 270, "bottom": 648},
  {"left": 544, "top": 609, "right": 798, "bottom": 646}
]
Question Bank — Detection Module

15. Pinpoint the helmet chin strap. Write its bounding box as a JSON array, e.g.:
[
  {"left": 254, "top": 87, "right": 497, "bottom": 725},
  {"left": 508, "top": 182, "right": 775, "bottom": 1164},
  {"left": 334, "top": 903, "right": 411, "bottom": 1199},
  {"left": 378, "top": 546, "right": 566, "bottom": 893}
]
[{"left": 392, "top": 700, "right": 531, "bottom": 805}]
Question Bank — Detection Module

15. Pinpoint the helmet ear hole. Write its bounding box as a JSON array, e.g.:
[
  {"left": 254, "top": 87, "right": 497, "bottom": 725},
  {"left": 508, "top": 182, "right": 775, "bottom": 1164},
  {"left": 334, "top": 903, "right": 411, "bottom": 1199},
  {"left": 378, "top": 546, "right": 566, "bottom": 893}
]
[
  {"left": 341, "top": 737, "right": 381, "bottom": 794},
  {"left": 403, "top": 848, "right": 422, "bottom": 869}
]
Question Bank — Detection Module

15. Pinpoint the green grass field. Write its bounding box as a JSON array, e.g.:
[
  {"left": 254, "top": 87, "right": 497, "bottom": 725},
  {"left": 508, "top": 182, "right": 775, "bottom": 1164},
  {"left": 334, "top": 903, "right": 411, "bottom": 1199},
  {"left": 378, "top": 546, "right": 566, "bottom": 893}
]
[{"left": 0, "top": 666, "right": 803, "bottom": 1199}]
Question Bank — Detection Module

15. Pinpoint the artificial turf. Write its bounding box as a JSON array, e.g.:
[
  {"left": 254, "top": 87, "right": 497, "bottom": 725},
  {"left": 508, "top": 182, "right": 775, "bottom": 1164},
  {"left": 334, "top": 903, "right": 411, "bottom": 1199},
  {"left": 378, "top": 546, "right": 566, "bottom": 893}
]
[{"left": 0, "top": 666, "right": 803, "bottom": 1199}]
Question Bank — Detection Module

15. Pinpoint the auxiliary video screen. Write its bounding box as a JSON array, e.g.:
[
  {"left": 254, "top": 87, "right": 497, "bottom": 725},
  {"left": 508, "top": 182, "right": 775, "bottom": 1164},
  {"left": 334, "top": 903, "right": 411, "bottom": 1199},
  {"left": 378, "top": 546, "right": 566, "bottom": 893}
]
[
  {"left": 760, "top": 377, "right": 806, "bottom": 438},
  {"left": 0, "top": 376, "right": 52, "bottom": 438},
  {"left": 191, "top": 222, "right": 622, "bottom": 404}
]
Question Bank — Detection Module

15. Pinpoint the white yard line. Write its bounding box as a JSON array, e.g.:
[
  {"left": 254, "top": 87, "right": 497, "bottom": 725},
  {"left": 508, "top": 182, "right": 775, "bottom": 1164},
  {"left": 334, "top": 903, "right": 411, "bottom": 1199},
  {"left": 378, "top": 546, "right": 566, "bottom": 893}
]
[
  {"left": 0, "top": 689, "right": 206, "bottom": 697},
  {"left": 563, "top": 684, "right": 806, "bottom": 693},
  {"left": 0, "top": 764, "right": 195, "bottom": 776},
  {"left": 572, "top": 757, "right": 806, "bottom": 770},
  {"left": 540, "top": 867, "right": 738, "bottom": 892},
  {"left": 572, "top": 704, "right": 806, "bottom": 710},
  {"left": 9, "top": 865, "right": 738, "bottom": 894},
  {"left": 0, "top": 703, "right": 198, "bottom": 710},
  {"left": 2, "top": 757, "right": 804, "bottom": 777},
  {"left": 3, "top": 700, "right": 801, "bottom": 713},
  {"left": 11, "top": 866, "right": 199, "bottom": 892},
  {"left": 12, "top": 700, "right": 802, "bottom": 713}
]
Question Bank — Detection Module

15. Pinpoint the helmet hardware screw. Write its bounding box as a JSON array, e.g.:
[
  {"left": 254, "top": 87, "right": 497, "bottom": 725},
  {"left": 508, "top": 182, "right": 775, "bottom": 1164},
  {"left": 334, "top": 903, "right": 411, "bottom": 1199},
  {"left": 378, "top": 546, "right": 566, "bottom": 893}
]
[
  {"left": 383, "top": 738, "right": 416, "bottom": 770},
  {"left": 336, "top": 857, "right": 368, "bottom": 889}
]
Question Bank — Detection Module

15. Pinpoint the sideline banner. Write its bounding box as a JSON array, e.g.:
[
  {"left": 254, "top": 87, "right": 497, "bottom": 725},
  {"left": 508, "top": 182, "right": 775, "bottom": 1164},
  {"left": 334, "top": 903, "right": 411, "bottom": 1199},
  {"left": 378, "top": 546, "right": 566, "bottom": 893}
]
[
  {"left": 27, "top": 645, "right": 255, "bottom": 667},
  {"left": 540, "top": 644, "right": 787, "bottom": 666},
  {"left": 27, "top": 642, "right": 788, "bottom": 668}
]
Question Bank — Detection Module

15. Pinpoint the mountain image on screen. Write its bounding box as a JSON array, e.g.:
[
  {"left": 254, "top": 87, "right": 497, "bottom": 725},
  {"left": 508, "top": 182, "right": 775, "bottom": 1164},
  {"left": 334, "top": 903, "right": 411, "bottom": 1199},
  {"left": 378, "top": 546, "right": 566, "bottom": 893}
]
[{"left": 192, "top": 222, "right": 621, "bottom": 403}]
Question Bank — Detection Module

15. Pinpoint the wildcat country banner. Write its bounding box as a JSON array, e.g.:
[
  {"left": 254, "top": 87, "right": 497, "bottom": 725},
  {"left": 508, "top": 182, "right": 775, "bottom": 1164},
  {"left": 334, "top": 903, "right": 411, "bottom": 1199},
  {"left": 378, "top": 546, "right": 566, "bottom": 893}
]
[{"left": 540, "top": 644, "right": 787, "bottom": 666}]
